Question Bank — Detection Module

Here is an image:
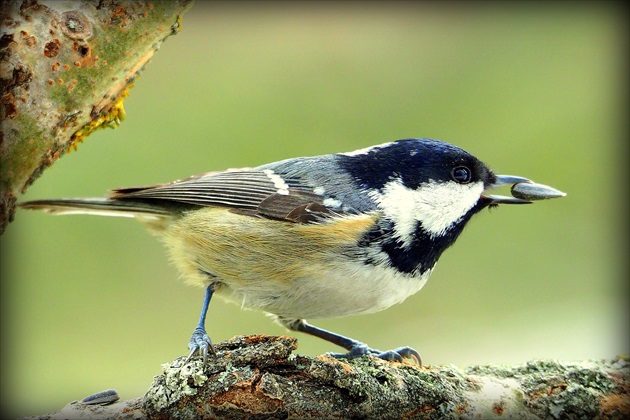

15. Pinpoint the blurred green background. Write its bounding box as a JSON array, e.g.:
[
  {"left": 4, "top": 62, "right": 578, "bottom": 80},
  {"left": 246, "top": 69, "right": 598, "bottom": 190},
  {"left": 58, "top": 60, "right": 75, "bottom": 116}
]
[{"left": 1, "top": 2, "right": 627, "bottom": 417}]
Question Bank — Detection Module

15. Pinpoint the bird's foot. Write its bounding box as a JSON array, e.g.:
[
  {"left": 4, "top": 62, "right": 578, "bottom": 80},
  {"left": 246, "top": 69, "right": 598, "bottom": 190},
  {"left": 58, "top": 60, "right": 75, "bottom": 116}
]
[
  {"left": 327, "top": 344, "right": 421, "bottom": 365},
  {"left": 185, "top": 327, "right": 215, "bottom": 365}
]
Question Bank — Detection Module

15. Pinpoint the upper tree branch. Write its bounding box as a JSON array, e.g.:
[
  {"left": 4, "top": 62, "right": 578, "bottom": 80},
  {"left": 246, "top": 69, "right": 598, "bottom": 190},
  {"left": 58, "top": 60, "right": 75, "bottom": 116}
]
[{"left": 0, "top": 0, "right": 194, "bottom": 234}]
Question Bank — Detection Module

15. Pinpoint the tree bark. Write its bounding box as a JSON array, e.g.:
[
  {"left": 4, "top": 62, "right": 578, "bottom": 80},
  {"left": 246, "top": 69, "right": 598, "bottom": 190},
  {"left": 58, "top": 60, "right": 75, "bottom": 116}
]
[
  {"left": 24, "top": 335, "right": 630, "bottom": 419},
  {"left": 0, "top": 0, "right": 194, "bottom": 234}
]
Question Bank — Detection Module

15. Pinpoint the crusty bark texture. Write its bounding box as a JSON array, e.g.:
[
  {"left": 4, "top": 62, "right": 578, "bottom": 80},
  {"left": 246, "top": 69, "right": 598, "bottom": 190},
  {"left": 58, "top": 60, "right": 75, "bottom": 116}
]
[
  {"left": 25, "top": 335, "right": 630, "bottom": 419},
  {"left": 0, "top": 0, "right": 193, "bottom": 234}
]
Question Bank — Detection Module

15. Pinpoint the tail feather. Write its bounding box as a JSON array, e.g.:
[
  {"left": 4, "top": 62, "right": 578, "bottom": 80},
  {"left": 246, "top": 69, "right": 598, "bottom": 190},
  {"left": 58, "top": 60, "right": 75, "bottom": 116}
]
[{"left": 19, "top": 198, "right": 171, "bottom": 218}]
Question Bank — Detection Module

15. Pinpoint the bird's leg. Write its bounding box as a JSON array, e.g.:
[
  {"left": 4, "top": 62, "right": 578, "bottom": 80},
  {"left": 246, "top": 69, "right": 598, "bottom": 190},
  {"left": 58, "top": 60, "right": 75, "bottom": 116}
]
[
  {"left": 185, "top": 285, "right": 216, "bottom": 365},
  {"left": 280, "top": 318, "right": 421, "bottom": 365}
]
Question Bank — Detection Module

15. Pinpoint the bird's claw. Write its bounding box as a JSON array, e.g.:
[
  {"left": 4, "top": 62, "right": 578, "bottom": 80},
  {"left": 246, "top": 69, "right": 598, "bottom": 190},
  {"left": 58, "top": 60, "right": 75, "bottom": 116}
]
[
  {"left": 377, "top": 346, "right": 422, "bottom": 365},
  {"left": 186, "top": 327, "right": 215, "bottom": 365},
  {"left": 327, "top": 344, "right": 422, "bottom": 365}
]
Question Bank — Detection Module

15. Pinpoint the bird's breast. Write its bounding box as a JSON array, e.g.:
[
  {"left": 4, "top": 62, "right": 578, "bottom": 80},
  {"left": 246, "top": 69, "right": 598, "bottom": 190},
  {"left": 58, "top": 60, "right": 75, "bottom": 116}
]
[
  {"left": 239, "top": 260, "right": 432, "bottom": 319},
  {"left": 162, "top": 207, "right": 432, "bottom": 319}
]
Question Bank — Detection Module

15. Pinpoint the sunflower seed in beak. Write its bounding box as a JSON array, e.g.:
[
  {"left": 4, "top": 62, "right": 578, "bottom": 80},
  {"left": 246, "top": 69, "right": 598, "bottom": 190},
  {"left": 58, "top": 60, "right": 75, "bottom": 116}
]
[{"left": 511, "top": 182, "right": 566, "bottom": 201}]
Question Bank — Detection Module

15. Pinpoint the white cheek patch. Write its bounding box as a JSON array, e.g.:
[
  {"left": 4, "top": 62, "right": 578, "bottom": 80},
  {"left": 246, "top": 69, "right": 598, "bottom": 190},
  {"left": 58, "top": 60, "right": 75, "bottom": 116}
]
[
  {"left": 263, "top": 169, "right": 290, "bottom": 195},
  {"left": 371, "top": 178, "right": 484, "bottom": 244}
]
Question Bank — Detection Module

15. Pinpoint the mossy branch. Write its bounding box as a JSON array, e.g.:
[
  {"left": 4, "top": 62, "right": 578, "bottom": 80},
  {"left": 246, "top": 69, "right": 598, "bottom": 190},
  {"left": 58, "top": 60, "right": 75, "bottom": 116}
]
[
  {"left": 0, "top": 0, "right": 194, "bottom": 234},
  {"left": 25, "top": 335, "right": 630, "bottom": 419}
]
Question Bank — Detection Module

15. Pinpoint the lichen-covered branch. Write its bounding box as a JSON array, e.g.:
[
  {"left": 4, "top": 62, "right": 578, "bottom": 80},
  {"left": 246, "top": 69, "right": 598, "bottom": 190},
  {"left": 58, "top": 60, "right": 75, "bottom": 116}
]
[
  {"left": 0, "top": 0, "right": 194, "bottom": 234},
  {"left": 26, "top": 335, "right": 630, "bottom": 419}
]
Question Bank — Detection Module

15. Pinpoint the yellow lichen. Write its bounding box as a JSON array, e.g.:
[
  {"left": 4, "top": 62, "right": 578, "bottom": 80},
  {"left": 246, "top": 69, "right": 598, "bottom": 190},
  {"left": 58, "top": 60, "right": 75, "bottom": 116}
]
[{"left": 67, "top": 84, "right": 131, "bottom": 151}]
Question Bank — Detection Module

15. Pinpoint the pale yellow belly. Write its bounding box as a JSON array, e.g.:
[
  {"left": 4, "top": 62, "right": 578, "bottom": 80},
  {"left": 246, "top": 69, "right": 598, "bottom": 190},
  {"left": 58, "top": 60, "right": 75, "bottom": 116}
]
[{"left": 158, "top": 207, "right": 428, "bottom": 319}]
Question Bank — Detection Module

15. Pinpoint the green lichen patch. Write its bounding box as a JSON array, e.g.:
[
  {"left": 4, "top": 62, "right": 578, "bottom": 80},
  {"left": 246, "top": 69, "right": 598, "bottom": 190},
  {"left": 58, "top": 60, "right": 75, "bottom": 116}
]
[
  {"left": 0, "top": 113, "right": 48, "bottom": 192},
  {"left": 144, "top": 357, "right": 209, "bottom": 412}
]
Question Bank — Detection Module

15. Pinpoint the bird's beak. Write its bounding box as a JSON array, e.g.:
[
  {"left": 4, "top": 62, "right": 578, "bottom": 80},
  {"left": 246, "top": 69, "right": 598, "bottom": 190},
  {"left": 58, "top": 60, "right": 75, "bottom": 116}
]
[
  {"left": 482, "top": 174, "right": 567, "bottom": 205},
  {"left": 482, "top": 175, "right": 533, "bottom": 205}
]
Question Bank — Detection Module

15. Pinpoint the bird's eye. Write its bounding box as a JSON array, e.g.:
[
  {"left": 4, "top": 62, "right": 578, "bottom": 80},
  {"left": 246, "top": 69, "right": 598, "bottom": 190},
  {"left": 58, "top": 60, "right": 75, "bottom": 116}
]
[{"left": 451, "top": 166, "right": 472, "bottom": 184}]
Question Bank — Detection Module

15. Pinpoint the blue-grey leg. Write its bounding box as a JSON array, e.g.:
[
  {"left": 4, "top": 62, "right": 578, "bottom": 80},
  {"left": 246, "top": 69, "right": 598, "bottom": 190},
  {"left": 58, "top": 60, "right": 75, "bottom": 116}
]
[
  {"left": 186, "top": 285, "right": 216, "bottom": 365},
  {"left": 281, "top": 318, "right": 421, "bottom": 365}
]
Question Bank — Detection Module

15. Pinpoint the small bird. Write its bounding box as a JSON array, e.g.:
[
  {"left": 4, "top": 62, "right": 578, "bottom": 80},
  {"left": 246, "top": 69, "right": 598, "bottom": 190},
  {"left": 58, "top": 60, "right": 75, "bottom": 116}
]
[{"left": 20, "top": 138, "right": 565, "bottom": 365}]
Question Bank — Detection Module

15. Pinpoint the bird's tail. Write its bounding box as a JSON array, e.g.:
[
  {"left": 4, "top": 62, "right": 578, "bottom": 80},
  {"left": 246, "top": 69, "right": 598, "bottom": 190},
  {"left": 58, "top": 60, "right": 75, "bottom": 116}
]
[{"left": 19, "top": 198, "right": 171, "bottom": 219}]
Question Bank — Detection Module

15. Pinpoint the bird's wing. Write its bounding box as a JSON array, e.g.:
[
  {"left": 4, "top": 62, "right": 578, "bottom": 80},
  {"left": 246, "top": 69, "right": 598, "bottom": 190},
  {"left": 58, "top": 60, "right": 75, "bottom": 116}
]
[{"left": 110, "top": 168, "right": 338, "bottom": 223}]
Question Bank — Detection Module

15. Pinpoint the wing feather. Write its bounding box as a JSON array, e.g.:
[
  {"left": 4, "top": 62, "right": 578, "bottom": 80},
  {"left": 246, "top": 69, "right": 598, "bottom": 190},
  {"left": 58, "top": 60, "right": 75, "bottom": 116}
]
[{"left": 109, "top": 168, "right": 339, "bottom": 223}]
